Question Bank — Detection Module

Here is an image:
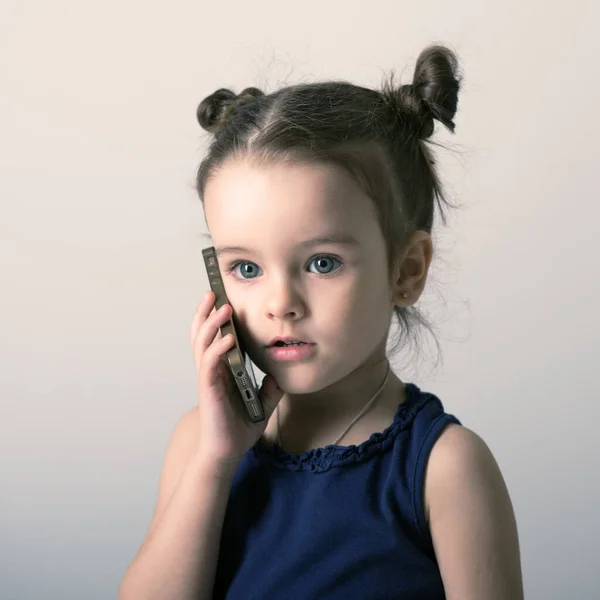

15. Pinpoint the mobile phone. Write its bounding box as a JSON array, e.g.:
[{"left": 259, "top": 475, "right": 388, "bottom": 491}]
[{"left": 202, "top": 246, "right": 265, "bottom": 423}]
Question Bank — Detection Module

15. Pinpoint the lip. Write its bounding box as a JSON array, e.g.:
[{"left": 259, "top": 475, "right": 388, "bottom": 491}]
[
  {"left": 266, "top": 335, "right": 312, "bottom": 347},
  {"left": 266, "top": 342, "right": 316, "bottom": 362}
]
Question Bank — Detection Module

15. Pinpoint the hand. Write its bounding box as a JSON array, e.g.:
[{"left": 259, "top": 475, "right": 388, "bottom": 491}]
[{"left": 189, "top": 291, "right": 283, "bottom": 472}]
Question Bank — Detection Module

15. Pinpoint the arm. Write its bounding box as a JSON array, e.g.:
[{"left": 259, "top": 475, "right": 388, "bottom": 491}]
[
  {"left": 424, "top": 424, "right": 524, "bottom": 600},
  {"left": 118, "top": 408, "right": 238, "bottom": 600}
]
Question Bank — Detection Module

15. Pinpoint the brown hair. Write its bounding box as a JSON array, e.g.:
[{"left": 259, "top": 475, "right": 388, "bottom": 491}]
[{"left": 195, "top": 45, "right": 462, "bottom": 363}]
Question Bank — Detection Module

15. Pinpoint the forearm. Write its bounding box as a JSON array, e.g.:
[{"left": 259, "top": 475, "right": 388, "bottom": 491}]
[{"left": 119, "top": 456, "right": 237, "bottom": 600}]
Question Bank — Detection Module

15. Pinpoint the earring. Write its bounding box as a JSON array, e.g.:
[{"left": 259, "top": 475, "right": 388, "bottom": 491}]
[{"left": 401, "top": 291, "right": 409, "bottom": 298}]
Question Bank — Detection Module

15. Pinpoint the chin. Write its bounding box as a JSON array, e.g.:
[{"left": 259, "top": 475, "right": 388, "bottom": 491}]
[{"left": 267, "top": 362, "right": 338, "bottom": 395}]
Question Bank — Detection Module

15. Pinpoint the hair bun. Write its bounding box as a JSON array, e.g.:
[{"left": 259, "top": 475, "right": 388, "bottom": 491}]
[
  {"left": 197, "top": 87, "right": 265, "bottom": 134},
  {"left": 387, "top": 45, "right": 461, "bottom": 139}
]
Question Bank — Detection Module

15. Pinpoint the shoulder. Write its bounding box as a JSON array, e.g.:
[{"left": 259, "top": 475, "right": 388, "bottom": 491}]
[
  {"left": 131, "top": 406, "right": 200, "bottom": 553},
  {"left": 423, "top": 423, "right": 510, "bottom": 524},
  {"left": 423, "top": 424, "right": 496, "bottom": 520},
  {"left": 423, "top": 424, "right": 524, "bottom": 599},
  {"left": 164, "top": 406, "right": 200, "bottom": 464}
]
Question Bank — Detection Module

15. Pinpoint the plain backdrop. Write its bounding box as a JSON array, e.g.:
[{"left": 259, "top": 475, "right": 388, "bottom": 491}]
[{"left": 1, "top": 1, "right": 598, "bottom": 598}]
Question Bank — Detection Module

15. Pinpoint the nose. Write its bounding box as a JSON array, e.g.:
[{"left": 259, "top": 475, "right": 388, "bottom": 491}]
[{"left": 265, "top": 277, "right": 305, "bottom": 321}]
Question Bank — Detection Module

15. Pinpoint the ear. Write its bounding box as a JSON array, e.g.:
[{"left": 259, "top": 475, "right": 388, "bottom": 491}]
[{"left": 390, "top": 231, "right": 433, "bottom": 306}]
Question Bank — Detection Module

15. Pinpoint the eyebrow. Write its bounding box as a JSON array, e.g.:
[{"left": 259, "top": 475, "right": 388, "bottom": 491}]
[{"left": 215, "top": 234, "right": 361, "bottom": 257}]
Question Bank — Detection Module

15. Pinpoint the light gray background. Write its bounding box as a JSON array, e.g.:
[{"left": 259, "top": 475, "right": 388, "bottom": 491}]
[{"left": 1, "top": 1, "right": 598, "bottom": 599}]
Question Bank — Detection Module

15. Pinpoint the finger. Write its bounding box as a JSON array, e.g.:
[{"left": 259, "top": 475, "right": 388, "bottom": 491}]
[
  {"left": 191, "top": 297, "right": 228, "bottom": 372},
  {"left": 192, "top": 304, "right": 232, "bottom": 374},
  {"left": 189, "top": 291, "right": 215, "bottom": 346},
  {"left": 196, "top": 303, "right": 231, "bottom": 354},
  {"left": 200, "top": 333, "right": 235, "bottom": 388},
  {"left": 258, "top": 374, "right": 284, "bottom": 417}
]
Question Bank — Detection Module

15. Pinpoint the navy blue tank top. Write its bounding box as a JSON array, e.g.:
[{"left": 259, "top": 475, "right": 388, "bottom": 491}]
[{"left": 213, "top": 382, "right": 461, "bottom": 599}]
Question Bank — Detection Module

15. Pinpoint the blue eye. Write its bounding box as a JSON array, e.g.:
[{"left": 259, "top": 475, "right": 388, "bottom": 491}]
[
  {"left": 228, "top": 255, "right": 342, "bottom": 280},
  {"left": 308, "top": 255, "right": 342, "bottom": 275},
  {"left": 231, "top": 261, "right": 262, "bottom": 280}
]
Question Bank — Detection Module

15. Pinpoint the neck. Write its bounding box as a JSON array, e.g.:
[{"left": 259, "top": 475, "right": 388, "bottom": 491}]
[{"left": 273, "top": 356, "right": 404, "bottom": 446}]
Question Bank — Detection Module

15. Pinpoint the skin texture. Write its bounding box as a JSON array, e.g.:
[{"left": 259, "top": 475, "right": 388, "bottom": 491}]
[
  {"left": 203, "top": 158, "right": 428, "bottom": 445},
  {"left": 203, "top": 157, "right": 524, "bottom": 598}
]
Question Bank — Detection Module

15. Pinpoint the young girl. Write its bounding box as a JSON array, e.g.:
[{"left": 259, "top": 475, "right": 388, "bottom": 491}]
[{"left": 119, "top": 45, "right": 524, "bottom": 600}]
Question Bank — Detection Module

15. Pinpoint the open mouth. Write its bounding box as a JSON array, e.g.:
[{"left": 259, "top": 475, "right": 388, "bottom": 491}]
[{"left": 266, "top": 339, "right": 315, "bottom": 361}]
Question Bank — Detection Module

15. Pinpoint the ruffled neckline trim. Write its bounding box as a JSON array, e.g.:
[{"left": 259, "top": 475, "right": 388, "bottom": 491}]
[{"left": 251, "top": 382, "right": 431, "bottom": 472}]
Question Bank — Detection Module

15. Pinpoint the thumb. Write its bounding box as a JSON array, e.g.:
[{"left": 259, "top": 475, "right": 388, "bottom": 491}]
[{"left": 259, "top": 374, "right": 284, "bottom": 418}]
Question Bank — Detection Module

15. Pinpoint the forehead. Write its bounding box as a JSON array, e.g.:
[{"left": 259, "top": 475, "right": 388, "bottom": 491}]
[{"left": 203, "top": 159, "right": 379, "bottom": 241}]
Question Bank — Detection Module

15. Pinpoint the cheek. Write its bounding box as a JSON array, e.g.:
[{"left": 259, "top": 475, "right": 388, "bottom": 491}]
[
  {"left": 350, "top": 273, "right": 392, "bottom": 337},
  {"left": 220, "top": 274, "right": 251, "bottom": 312},
  {"left": 317, "top": 274, "right": 390, "bottom": 339}
]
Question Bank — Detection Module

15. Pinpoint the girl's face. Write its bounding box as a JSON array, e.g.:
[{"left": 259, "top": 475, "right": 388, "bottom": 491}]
[{"left": 203, "top": 158, "right": 395, "bottom": 394}]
